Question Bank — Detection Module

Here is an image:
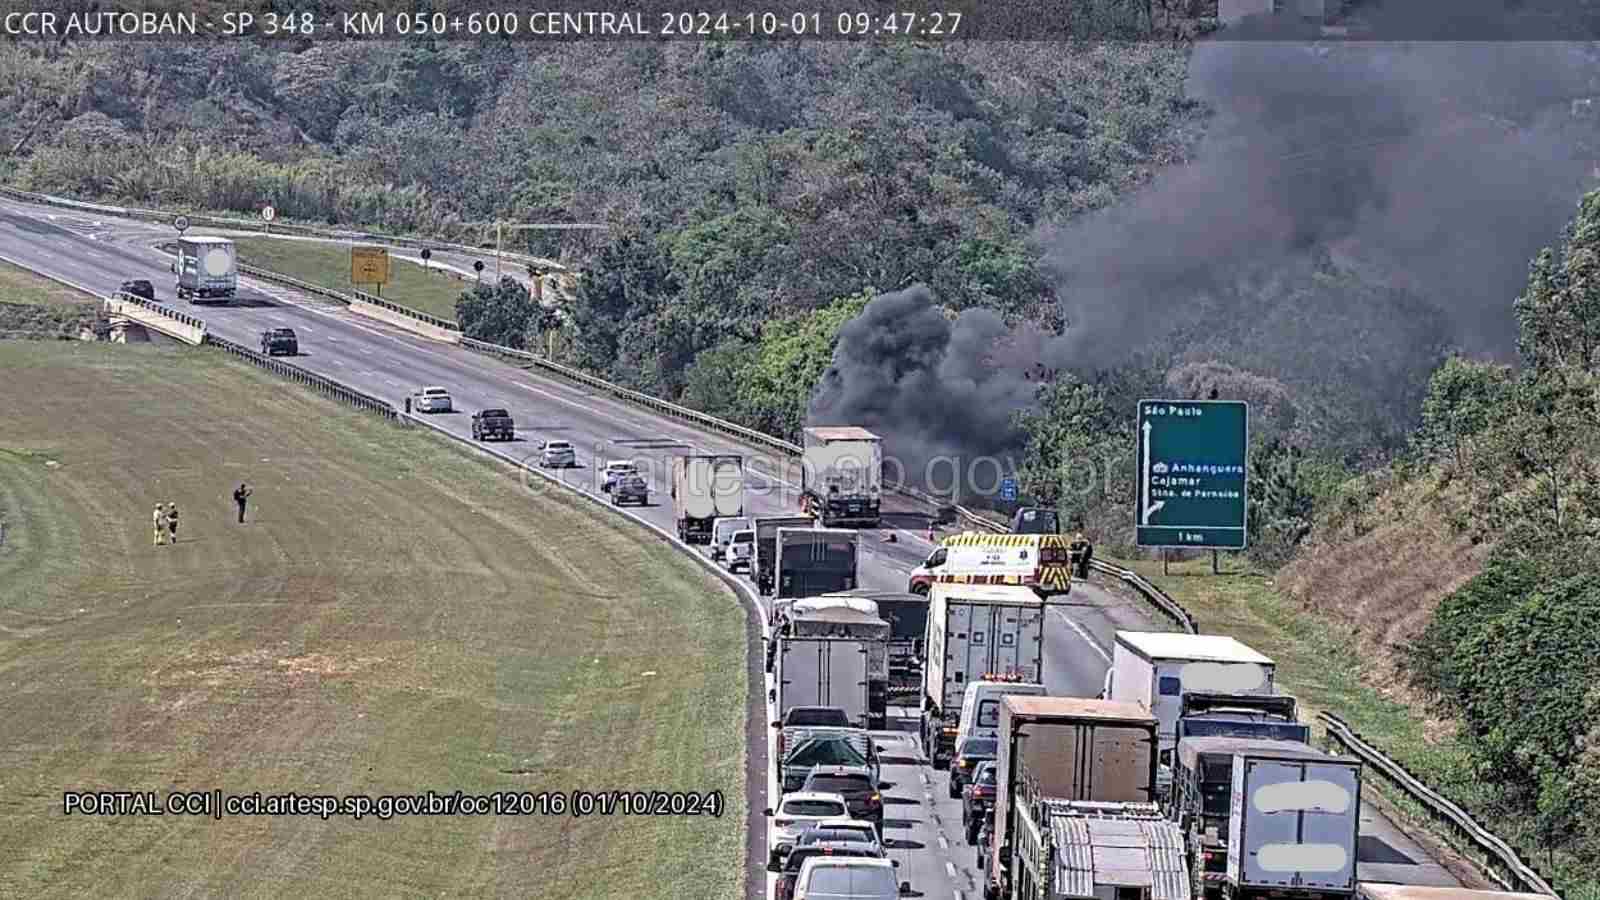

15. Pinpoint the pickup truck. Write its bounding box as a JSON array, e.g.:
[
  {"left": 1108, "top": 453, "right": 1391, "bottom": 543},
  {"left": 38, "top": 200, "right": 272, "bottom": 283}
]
[
  {"left": 119, "top": 279, "right": 155, "bottom": 301},
  {"left": 259, "top": 327, "right": 298, "bottom": 356},
  {"left": 471, "top": 408, "right": 515, "bottom": 441}
]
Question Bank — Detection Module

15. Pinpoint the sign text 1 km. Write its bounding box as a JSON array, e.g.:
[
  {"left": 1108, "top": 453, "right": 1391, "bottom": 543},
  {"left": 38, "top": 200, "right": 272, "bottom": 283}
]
[{"left": 1135, "top": 399, "right": 1248, "bottom": 550}]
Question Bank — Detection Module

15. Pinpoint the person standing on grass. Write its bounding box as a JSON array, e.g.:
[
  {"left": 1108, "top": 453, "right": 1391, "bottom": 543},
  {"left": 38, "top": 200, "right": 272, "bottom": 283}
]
[
  {"left": 233, "top": 483, "right": 252, "bottom": 524},
  {"left": 153, "top": 503, "right": 168, "bottom": 546},
  {"left": 166, "top": 502, "right": 180, "bottom": 545}
]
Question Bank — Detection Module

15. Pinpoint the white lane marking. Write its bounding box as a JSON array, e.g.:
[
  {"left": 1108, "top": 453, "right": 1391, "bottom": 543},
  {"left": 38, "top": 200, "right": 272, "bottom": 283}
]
[
  {"left": 1053, "top": 608, "right": 1111, "bottom": 663},
  {"left": 938, "top": 834, "right": 949, "bottom": 851},
  {"left": 945, "top": 862, "right": 958, "bottom": 881}
]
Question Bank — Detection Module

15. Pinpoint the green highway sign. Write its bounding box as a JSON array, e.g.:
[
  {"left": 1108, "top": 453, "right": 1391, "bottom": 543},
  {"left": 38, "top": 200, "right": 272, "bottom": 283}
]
[{"left": 1135, "top": 399, "right": 1249, "bottom": 549}]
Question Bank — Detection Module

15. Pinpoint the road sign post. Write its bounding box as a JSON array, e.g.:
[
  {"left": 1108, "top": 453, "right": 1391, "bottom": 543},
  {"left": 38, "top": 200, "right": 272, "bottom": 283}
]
[
  {"left": 1135, "top": 399, "right": 1248, "bottom": 551},
  {"left": 261, "top": 205, "right": 275, "bottom": 234},
  {"left": 1000, "top": 478, "right": 1017, "bottom": 502},
  {"left": 173, "top": 215, "right": 189, "bottom": 234}
]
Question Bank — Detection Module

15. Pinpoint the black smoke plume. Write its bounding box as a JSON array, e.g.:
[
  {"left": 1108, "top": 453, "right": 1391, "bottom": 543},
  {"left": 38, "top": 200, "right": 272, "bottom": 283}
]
[{"left": 810, "top": 16, "right": 1599, "bottom": 477}]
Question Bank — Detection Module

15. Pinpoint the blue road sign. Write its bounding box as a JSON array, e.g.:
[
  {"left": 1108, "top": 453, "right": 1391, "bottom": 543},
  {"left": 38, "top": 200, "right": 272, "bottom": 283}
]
[{"left": 1000, "top": 477, "right": 1018, "bottom": 501}]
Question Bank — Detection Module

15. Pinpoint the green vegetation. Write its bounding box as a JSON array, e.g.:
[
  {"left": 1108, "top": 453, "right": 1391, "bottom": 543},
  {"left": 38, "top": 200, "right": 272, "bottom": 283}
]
[
  {"left": 227, "top": 236, "right": 466, "bottom": 321},
  {"left": 0, "top": 342, "right": 745, "bottom": 899},
  {"left": 0, "top": 261, "right": 101, "bottom": 338}
]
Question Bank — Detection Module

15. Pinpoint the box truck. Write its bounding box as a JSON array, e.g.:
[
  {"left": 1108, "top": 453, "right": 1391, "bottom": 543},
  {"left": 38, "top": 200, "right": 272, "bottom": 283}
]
[
  {"left": 1103, "top": 632, "right": 1276, "bottom": 757},
  {"left": 801, "top": 589, "right": 928, "bottom": 706},
  {"left": 775, "top": 527, "right": 858, "bottom": 600},
  {"left": 771, "top": 595, "right": 890, "bottom": 731},
  {"left": 755, "top": 515, "right": 814, "bottom": 597},
  {"left": 1226, "top": 747, "right": 1362, "bottom": 900},
  {"left": 671, "top": 454, "right": 744, "bottom": 544},
  {"left": 800, "top": 426, "right": 882, "bottom": 528},
  {"left": 921, "top": 584, "right": 1047, "bottom": 769},
  {"left": 986, "top": 696, "right": 1163, "bottom": 900},
  {"left": 1004, "top": 799, "right": 1191, "bottom": 900},
  {"left": 172, "top": 236, "right": 237, "bottom": 302}
]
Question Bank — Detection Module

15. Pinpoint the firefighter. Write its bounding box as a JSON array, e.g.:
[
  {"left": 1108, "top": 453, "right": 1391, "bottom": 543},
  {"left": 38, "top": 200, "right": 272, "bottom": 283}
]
[
  {"left": 1070, "top": 531, "right": 1094, "bottom": 579},
  {"left": 166, "top": 502, "right": 180, "bottom": 545},
  {"left": 153, "top": 503, "right": 168, "bottom": 546},
  {"left": 233, "top": 483, "right": 252, "bottom": 524}
]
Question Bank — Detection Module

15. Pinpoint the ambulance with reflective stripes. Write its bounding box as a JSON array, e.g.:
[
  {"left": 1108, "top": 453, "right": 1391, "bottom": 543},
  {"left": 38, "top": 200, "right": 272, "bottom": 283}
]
[{"left": 907, "top": 532, "right": 1073, "bottom": 597}]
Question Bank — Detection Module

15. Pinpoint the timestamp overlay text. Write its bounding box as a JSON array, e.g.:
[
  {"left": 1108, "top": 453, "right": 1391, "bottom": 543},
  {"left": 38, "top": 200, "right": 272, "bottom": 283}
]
[{"left": 63, "top": 790, "right": 727, "bottom": 821}]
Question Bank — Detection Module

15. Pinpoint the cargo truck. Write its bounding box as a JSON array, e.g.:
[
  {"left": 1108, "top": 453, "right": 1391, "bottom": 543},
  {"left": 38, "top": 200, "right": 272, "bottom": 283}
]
[
  {"left": 795, "top": 589, "right": 928, "bottom": 707},
  {"left": 775, "top": 528, "right": 858, "bottom": 600},
  {"left": 1102, "top": 632, "right": 1276, "bottom": 763},
  {"left": 172, "top": 236, "right": 237, "bottom": 302},
  {"left": 770, "top": 595, "right": 890, "bottom": 731},
  {"left": 921, "top": 584, "right": 1048, "bottom": 770},
  {"left": 985, "top": 696, "right": 1165, "bottom": 900},
  {"left": 755, "top": 515, "right": 814, "bottom": 597},
  {"left": 671, "top": 454, "right": 744, "bottom": 544},
  {"left": 1225, "top": 747, "right": 1362, "bottom": 900},
  {"left": 800, "top": 426, "right": 882, "bottom": 528},
  {"left": 1004, "top": 799, "right": 1191, "bottom": 900}
]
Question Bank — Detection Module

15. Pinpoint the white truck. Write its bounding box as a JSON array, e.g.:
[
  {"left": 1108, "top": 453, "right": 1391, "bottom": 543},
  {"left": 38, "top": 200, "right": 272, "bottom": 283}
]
[
  {"left": 671, "top": 454, "right": 744, "bottom": 544},
  {"left": 1359, "top": 888, "right": 1555, "bottom": 900},
  {"left": 172, "top": 235, "right": 237, "bottom": 302},
  {"left": 986, "top": 696, "right": 1171, "bottom": 900},
  {"left": 921, "top": 584, "right": 1047, "bottom": 769},
  {"left": 771, "top": 595, "right": 891, "bottom": 731},
  {"left": 800, "top": 426, "right": 883, "bottom": 528},
  {"left": 1226, "top": 746, "right": 1362, "bottom": 900},
  {"left": 1004, "top": 800, "right": 1191, "bottom": 900},
  {"left": 755, "top": 515, "right": 814, "bottom": 597},
  {"left": 1103, "top": 631, "right": 1276, "bottom": 764}
]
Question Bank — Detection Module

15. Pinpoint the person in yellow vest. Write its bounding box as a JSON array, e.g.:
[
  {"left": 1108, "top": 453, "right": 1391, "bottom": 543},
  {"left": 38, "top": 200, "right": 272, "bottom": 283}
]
[{"left": 153, "top": 503, "right": 168, "bottom": 546}]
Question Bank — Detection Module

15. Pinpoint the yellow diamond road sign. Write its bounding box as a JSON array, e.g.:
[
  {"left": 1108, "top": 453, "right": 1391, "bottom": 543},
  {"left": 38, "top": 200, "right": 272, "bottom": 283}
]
[{"left": 350, "top": 246, "right": 389, "bottom": 285}]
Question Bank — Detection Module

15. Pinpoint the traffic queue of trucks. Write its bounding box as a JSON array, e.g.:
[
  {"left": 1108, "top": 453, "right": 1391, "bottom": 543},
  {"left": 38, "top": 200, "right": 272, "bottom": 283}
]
[{"left": 968, "top": 630, "right": 1369, "bottom": 900}]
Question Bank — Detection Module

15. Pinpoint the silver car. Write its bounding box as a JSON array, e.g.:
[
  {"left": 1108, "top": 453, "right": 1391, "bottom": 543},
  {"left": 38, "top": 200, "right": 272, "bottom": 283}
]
[
  {"left": 413, "top": 386, "right": 452, "bottom": 413},
  {"left": 540, "top": 440, "right": 575, "bottom": 468}
]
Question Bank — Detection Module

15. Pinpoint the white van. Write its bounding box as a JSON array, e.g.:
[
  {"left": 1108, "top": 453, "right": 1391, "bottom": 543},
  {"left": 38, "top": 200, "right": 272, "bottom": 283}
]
[
  {"left": 727, "top": 529, "right": 755, "bottom": 572},
  {"left": 710, "top": 516, "right": 751, "bottom": 562},
  {"left": 954, "top": 679, "right": 1048, "bottom": 750}
]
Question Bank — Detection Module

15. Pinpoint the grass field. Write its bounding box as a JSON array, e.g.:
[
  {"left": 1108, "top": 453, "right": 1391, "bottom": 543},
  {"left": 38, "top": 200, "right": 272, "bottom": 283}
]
[
  {"left": 228, "top": 236, "right": 467, "bottom": 322},
  {"left": 0, "top": 260, "right": 97, "bottom": 308},
  {"left": 0, "top": 341, "right": 746, "bottom": 899}
]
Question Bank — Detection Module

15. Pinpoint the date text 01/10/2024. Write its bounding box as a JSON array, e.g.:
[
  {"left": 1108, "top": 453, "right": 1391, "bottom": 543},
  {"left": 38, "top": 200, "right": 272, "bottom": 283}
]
[
  {"left": 213, "top": 10, "right": 963, "bottom": 40},
  {"left": 62, "top": 790, "right": 727, "bottom": 820}
]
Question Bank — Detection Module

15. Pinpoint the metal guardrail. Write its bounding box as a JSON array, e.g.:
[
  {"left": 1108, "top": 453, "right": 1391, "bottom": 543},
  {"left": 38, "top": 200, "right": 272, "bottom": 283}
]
[
  {"left": 203, "top": 334, "right": 399, "bottom": 421},
  {"left": 1321, "top": 711, "right": 1562, "bottom": 897},
  {"left": 353, "top": 289, "right": 461, "bottom": 332},
  {"left": 112, "top": 291, "right": 206, "bottom": 333},
  {"left": 0, "top": 185, "right": 567, "bottom": 272}
]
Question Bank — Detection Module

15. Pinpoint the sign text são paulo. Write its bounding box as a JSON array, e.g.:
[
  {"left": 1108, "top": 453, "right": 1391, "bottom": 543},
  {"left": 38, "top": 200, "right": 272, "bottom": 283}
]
[{"left": 1135, "top": 399, "right": 1248, "bottom": 550}]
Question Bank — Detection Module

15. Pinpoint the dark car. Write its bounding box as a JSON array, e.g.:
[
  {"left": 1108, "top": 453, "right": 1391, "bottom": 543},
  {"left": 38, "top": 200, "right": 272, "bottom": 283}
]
[
  {"left": 259, "top": 327, "right": 298, "bottom": 356},
  {"left": 961, "top": 761, "right": 997, "bottom": 844},
  {"left": 119, "top": 279, "right": 155, "bottom": 301},
  {"left": 780, "top": 706, "right": 851, "bottom": 729},
  {"left": 471, "top": 408, "right": 515, "bottom": 442},
  {"left": 775, "top": 838, "right": 882, "bottom": 900},
  {"left": 611, "top": 473, "right": 648, "bottom": 506},
  {"left": 781, "top": 729, "right": 880, "bottom": 795},
  {"left": 949, "top": 736, "right": 998, "bottom": 798},
  {"left": 800, "top": 767, "right": 884, "bottom": 832}
]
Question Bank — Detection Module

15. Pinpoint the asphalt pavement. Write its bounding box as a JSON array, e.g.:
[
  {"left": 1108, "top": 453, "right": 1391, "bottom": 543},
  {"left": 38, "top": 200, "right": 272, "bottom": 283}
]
[{"left": 0, "top": 196, "right": 1467, "bottom": 896}]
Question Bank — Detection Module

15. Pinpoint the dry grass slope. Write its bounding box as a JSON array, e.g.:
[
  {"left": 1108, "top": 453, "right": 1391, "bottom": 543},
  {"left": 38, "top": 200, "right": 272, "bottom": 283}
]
[{"left": 0, "top": 341, "right": 745, "bottom": 900}]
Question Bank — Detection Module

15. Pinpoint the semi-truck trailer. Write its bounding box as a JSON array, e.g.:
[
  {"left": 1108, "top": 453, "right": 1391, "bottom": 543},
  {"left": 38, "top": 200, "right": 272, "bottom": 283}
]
[
  {"left": 172, "top": 236, "right": 237, "bottom": 302},
  {"left": 921, "top": 584, "right": 1047, "bottom": 769},
  {"left": 671, "top": 454, "right": 744, "bottom": 544},
  {"left": 755, "top": 515, "right": 814, "bottom": 597},
  {"left": 800, "top": 426, "right": 882, "bottom": 528},
  {"left": 770, "top": 595, "right": 890, "bottom": 730},
  {"left": 986, "top": 696, "right": 1165, "bottom": 900},
  {"left": 775, "top": 527, "right": 859, "bottom": 600},
  {"left": 1102, "top": 631, "right": 1277, "bottom": 760},
  {"left": 1225, "top": 747, "right": 1362, "bottom": 900}
]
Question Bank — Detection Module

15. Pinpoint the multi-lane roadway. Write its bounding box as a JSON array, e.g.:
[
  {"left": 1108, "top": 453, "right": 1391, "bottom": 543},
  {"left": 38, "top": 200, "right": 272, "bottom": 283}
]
[{"left": 0, "top": 195, "right": 1471, "bottom": 896}]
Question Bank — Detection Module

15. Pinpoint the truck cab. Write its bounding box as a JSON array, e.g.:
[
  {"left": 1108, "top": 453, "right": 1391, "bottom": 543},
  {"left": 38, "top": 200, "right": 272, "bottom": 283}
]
[
  {"left": 1008, "top": 507, "right": 1059, "bottom": 534},
  {"left": 259, "top": 327, "right": 298, "bottom": 356}
]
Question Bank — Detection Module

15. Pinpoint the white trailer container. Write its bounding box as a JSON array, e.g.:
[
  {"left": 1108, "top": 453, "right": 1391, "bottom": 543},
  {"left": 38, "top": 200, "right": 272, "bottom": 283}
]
[
  {"left": 1359, "top": 888, "right": 1555, "bottom": 900},
  {"left": 773, "top": 601, "right": 889, "bottom": 730},
  {"left": 173, "top": 236, "right": 237, "bottom": 302},
  {"left": 1104, "top": 632, "right": 1276, "bottom": 757},
  {"left": 671, "top": 454, "right": 744, "bottom": 545},
  {"left": 921, "top": 584, "right": 1047, "bottom": 768},
  {"left": 800, "top": 426, "right": 883, "bottom": 527},
  {"left": 1226, "top": 748, "right": 1362, "bottom": 899}
]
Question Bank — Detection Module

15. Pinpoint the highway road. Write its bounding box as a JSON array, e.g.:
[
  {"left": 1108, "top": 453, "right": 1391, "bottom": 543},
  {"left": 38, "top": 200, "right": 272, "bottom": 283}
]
[{"left": 0, "top": 195, "right": 1468, "bottom": 896}]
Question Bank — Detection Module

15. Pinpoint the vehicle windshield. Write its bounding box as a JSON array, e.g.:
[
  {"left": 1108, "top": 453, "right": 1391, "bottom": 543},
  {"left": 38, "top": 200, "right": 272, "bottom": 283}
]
[
  {"left": 803, "top": 827, "right": 876, "bottom": 845},
  {"left": 732, "top": 531, "right": 753, "bottom": 544},
  {"left": 975, "top": 765, "right": 997, "bottom": 786},
  {"left": 786, "top": 738, "right": 867, "bottom": 768},
  {"left": 481, "top": 409, "right": 508, "bottom": 417},
  {"left": 546, "top": 442, "right": 571, "bottom": 450},
  {"left": 802, "top": 864, "right": 897, "bottom": 895},
  {"left": 787, "top": 708, "right": 848, "bottom": 727},
  {"left": 424, "top": 388, "right": 446, "bottom": 396},
  {"left": 805, "top": 775, "right": 872, "bottom": 795},
  {"left": 976, "top": 700, "right": 1002, "bottom": 729},
  {"left": 959, "top": 738, "right": 998, "bottom": 758},
  {"left": 781, "top": 799, "right": 848, "bottom": 818},
  {"left": 785, "top": 846, "right": 877, "bottom": 872}
]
